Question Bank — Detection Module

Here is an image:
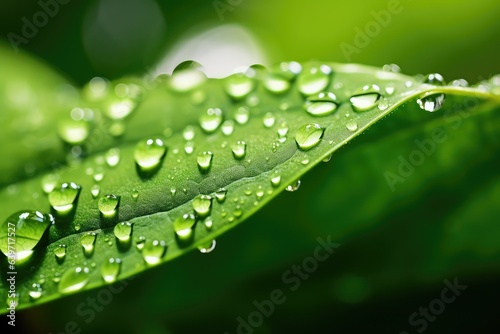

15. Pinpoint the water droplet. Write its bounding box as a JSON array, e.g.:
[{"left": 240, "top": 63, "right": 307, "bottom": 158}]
[
  {"left": 100, "top": 258, "right": 122, "bottom": 283},
  {"left": 131, "top": 189, "right": 139, "bottom": 200},
  {"left": 263, "top": 73, "right": 290, "bottom": 94},
  {"left": 114, "top": 222, "right": 133, "bottom": 242},
  {"left": 57, "top": 119, "right": 90, "bottom": 145},
  {"left": 173, "top": 213, "right": 196, "bottom": 241},
  {"left": 80, "top": 232, "right": 96, "bottom": 256},
  {"left": 197, "top": 151, "right": 213, "bottom": 172},
  {"left": 378, "top": 98, "right": 389, "bottom": 111},
  {"left": 322, "top": 154, "right": 332, "bottom": 162},
  {"left": 220, "top": 120, "right": 235, "bottom": 136},
  {"left": 0, "top": 210, "right": 53, "bottom": 259},
  {"left": 305, "top": 92, "right": 338, "bottom": 116},
  {"left": 136, "top": 236, "right": 146, "bottom": 251},
  {"left": 277, "top": 123, "right": 289, "bottom": 143},
  {"left": 274, "top": 61, "right": 302, "bottom": 80},
  {"left": 74, "top": 224, "right": 81, "bottom": 231},
  {"left": 198, "top": 240, "right": 217, "bottom": 254},
  {"left": 41, "top": 173, "right": 58, "bottom": 194},
  {"left": 134, "top": 138, "right": 167, "bottom": 171},
  {"left": 262, "top": 113, "right": 276, "bottom": 128},
  {"left": 224, "top": 73, "right": 255, "bottom": 99},
  {"left": 48, "top": 182, "right": 81, "bottom": 213},
  {"left": 451, "top": 79, "right": 469, "bottom": 87},
  {"left": 142, "top": 240, "right": 166, "bottom": 265},
  {"left": 297, "top": 65, "right": 332, "bottom": 95},
  {"left": 270, "top": 171, "right": 281, "bottom": 187},
  {"left": 382, "top": 63, "right": 401, "bottom": 72},
  {"left": 234, "top": 106, "right": 250, "bottom": 124},
  {"left": 184, "top": 141, "right": 195, "bottom": 155},
  {"left": 107, "top": 120, "right": 126, "bottom": 137},
  {"left": 231, "top": 141, "right": 247, "bottom": 159},
  {"left": 346, "top": 119, "right": 358, "bottom": 132},
  {"left": 385, "top": 86, "right": 395, "bottom": 95},
  {"left": 182, "top": 125, "right": 196, "bottom": 141},
  {"left": 301, "top": 158, "right": 309, "bottom": 165},
  {"left": 91, "top": 184, "right": 100, "bottom": 198},
  {"left": 105, "top": 148, "right": 121, "bottom": 167},
  {"left": 58, "top": 267, "right": 90, "bottom": 294},
  {"left": 98, "top": 194, "right": 120, "bottom": 216},
  {"left": 92, "top": 167, "right": 104, "bottom": 182},
  {"left": 295, "top": 123, "right": 324, "bottom": 150},
  {"left": 286, "top": 180, "right": 301, "bottom": 192},
  {"left": 350, "top": 86, "right": 381, "bottom": 112},
  {"left": 417, "top": 73, "right": 446, "bottom": 112},
  {"left": 200, "top": 107, "right": 223, "bottom": 133},
  {"left": 204, "top": 217, "right": 213, "bottom": 230},
  {"left": 170, "top": 61, "right": 207, "bottom": 92},
  {"left": 29, "top": 283, "right": 43, "bottom": 300},
  {"left": 215, "top": 188, "right": 227, "bottom": 203},
  {"left": 192, "top": 195, "right": 212, "bottom": 218},
  {"left": 54, "top": 244, "right": 67, "bottom": 261}
]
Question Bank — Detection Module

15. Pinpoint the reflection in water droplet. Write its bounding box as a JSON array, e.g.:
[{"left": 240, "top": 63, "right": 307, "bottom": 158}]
[
  {"left": 305, "top": 92, "right": 338, "bottom": 116},
  {"left": 142, "top": 240, "right": 166, "bottom": 265},
  {"left": 417, "top": 73, "right": 446, "bottom": 112},
  {"left": 286, "top": 180, "right": 301, "bottom": 192},
  {"left": 59, "top": 267, "right": 90, "bottom": 294},
  {"left": 350, "top": 86, "right": 381, "bottom": 112},
  {"left": 378, "top": 98, "right": 389, "bottom": 111},
  {"left": 134, "top": 138, "right": 167, "bottom": 171},
  {"left": 295, "top": 123, "right": 324, "bottom": 150},
  {"left": 322, "top": 154, "right": 332, "bottom": 163},
  {"left": 100, "top": 258, "right": 121, "bottom": 283},
  {"left": 131, "top": 189, "right": 139, "bottom": 200},
  {"left": 136, "top": 236, "right": 146, "bottom": 251},
  {"left": 192, "top": 195, "right": 212, "bottom": 218},
  {"left": 204, "top": 217, "right": 213, "bottom": 230},
  {"left": 197, "top": 151, "right": 213, "bottom": 172},
  {"left": 198, "top": 240, "right": 217, "bottom": 254},
  {"left": 48, "top": 182, "right": 81, "bottom": 213}
]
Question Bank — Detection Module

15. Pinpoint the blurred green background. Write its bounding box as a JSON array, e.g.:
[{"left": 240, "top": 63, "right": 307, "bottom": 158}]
[{"left": 1, "top": 0, "right": 500, "bottom": 333}]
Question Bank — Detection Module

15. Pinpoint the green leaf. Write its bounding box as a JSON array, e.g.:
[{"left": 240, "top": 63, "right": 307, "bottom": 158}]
[{"left": 0, "top": 52, "right": 499, "bottom": 313}]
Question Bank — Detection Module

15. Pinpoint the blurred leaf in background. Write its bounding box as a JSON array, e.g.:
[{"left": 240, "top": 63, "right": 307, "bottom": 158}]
[{"left": 1, "top": 0, "right": 499, "bottom": 333}]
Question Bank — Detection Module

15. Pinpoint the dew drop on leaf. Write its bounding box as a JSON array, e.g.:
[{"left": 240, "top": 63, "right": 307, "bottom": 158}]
[
  {"left": 80, "top": 232, "right": 97, "bottom": 256},
  {"left": 350, "top": 85, "right": 381, "bottom": 112},
  {"left": 98, "top": 194, "right": 120, "bottom": 216},
  {"left": 197, "top": 151, "right": 213, "bottom": 172},
  {"left": 192, "top": 195, "right": 212, "bottom": 218},
  {"left": 134, "top": 138, "right": 167, "bottom": 171},
  {"left": 54, "top": 244, "right": 67, "bottom": 261},
  {"left": 346, "top": 119, "right": 358, "bottom": 132},
  {"left": 100, "top": 258, "right": 122, "bottom": 283},
  {"left": 286, "top": 179, "right": 301, "bottom": 192},
  {"left": 198, "top": 240, "right": 217, "bottom": 254},
  {"left": 224, "top": 73, "right": 255, "bottom": 100},
  {"left": 305, "top": 92, "right": 338, "bottom": 116},
  {"left": 48, "top": 182, "right": 81, "bottom": 214},
  {"left": 91, "top": 184, "right": 100, "bottom": 198},
  {"left": 199, "top": 107, "right": 223, "bottom": 133},
  {"left": 29, "top": 283, "right": 43, "bottom": 300},
  {"left": 297, "top": 65, "right": 332, "bottom": 95},
  {"left": 142, "top": 240, "right": 166, "bottom": 265},
  {"left": 263, "top": 73, "right": 290, "bottom": 94},
  {"left": 114, "top": 222, "right": 133, "bottom": 242},
  {"left": 184, "top": 141, "right": 195, "bottom": 155},
  {"left": 262, "top": 112, "right": 276, "bottom": 128},
  {"left": 41, "top": 173, "right": 59, "bottom": 194},
  {"left": 58, "top": 267, "right": 90, "bottom": 294},
  {"left": 182, "top": 125, "right": 196, "bottom": 141},
  {"left": 295, "top": 123, "right": 324, "bottom": 150},
  {"left": 173, "top": 213, "right": 196, "bottom": 241},
  {"left": 234, "top": 106, "right": 250, "bottom": 125},
  {"left": 231, "top": 141, "right": 247, "bottom": 159},
  {"left": 105, "top": 148, "right": 121, "bottom": 167},
  {"left": 215, "top": 188, "right": 227, "bottom": 203},
  {"left": 417, "top": 73, "right": 446, "bottom": 112},
  {"left": 221, "top": 120, "right": 235, "bottom": 136}
]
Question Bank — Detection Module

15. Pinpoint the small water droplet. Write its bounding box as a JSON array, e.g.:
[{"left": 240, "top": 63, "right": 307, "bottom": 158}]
[
  {"left": 98, "top": 194, "right": 120, "bottom": 216},
  {"left": 382, "top": 63, "right": 401, "bottom": 72},
  {"left": 192, "top": 195, "right": 213, "bottom": 217},
  {"left": 417, "top": 73, "right": 446, "bottom": 112},
  {"left": 215, "top": 188, "right": 227, "bottom": 203},
  {"left": 100, "top": 258, "right": 122, "bottom": 283},
  {"left": 173, "top": 213, "right": 196, "bottom": 241},
  {"left": 29, "top": 283, "right": 43, "bottom": 300},
  {"left": 204, "top": 217, "right": 213, "bottom": 230},
  {"left": 54, "top": 244, "right": 67, "bottom": 261},
  {"left": 346, "top": 119, "right": 358, "bottom": 132},
  {"left": 114, "top": 222, "right": 133, "bottom": 242},
  {"left": 295, "top": 123, "right": 324, "bottom": 150},
  {"left": 74, "top": 224, "right": 81, "bottom": 231},
  {"left": 200, "top": 107, "right": 223, "bottom": 133},
  {"left": 198, "top": 240, "right": 217, "bottom": 254},
  {"left": 142, "top": 240, "right": 166, "bottom": 265},
  {"left": 385, "top": 86, "right": 395, "bottom": 95},
  {"left": 377, "top": 98, "right": 389, "bottom": 111},
  {"left": 224, "top": 73, "right": 255, "bottom": 99},
  {"left": 297, "top": 65, "right": 332, "bottom": 95},
  {"left": 231, "top": 141, "right": 247, "bottom": 159},
  {"left": 262, "top": 113, "right": 276, "bottom": 128},
  {"left": 305, "top": 92, "right": 338, "bottom": 116},
  {"left": 234, "top": 106, "right": 250, "bottom": 124},
  {"left": 301, "top": 158, "right": 309, "bottom": 165},
  {"left": 80, "top": 232, "right": 96, "bottom": 256},
  {"left": 322, "top": 154, "right": 332, "bottom": 162},
  {"left": 134, "top": 138, "right": 167, "bottom": 171},
  {"left": 182, "top": 125, "right": 196, "bottom": 141},
  {"left": 59, "top": 267, "right": 90, "bottom": 294},
  {"left": 105, "top": 148, "right": 121, "bottom": 167},
  {"left": 221, "top": 120, "right": 235, "bottom": 136},
  {"left": 451, "top": 79, "right": 469, "bottom": 87},
  {"left": 197, "top": 151, "right": 213, "bottom": 172},
  {"left": 91, "top": 184, "right": 100, "bottom": 198},
  {"left": 270, "top": 171, "right": 281, "bottom": 187},
  {"left": 286, "top": 180, "right": 301, "bottom": 192},
  {"left": 41, "top": 173, "right": 58, "bottom": 194},
  {"left": 131, "top": 189, "right": 139, "bottom": 200},
  {"left": 263, "top": 73, "right": 290, "bottom": 94},
  {"left": 184, "top": 141, "right": 195, "bottom": 155},
  {"left": 92, "top": 167, "right": 104, "bottom": 182},
  {"left": 0, "top": 210, "right": 53, "bottom": 259},
  {"left": 136, "top": 236, "right": 146, "bottom": 251},
  {"left": 48, "top": 182, "right": 81, "bottom": 213}
]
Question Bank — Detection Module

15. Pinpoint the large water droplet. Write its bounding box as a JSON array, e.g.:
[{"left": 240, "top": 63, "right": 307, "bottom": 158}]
[
  {"left": 98, "top": 194, "right": 120, "bottom": 216},
  {"left": 295, "top": 123, "right": 324, "bottom": 150},
  {"left": 105, "top": 148, "right": 121, "bottom": 167},
  {"left": 192, "top": 195, "right": 212, "bottom": 218},
  {"left": 134, "top": 138, "right": 167, "bottom": 171},
  {"left": 114, "top": 222, "right": 133, "bottom": 242},
  {"left": 170, "top": 61, "right": 207, "bottom": 92},
  {"left": 100, "top": 258, "right": 121, "bottom": 283},
  {"left": 417, "top": 73, "right": 446, "bottom": 112},
  {"left": 58, "top": 267, "right": 90, "bottom": 294},
  {"left": 350, "top": 85, "right": 381, "bottom": 112},
  {"left": 199, "top": 108, "right": 223, "bottom": 133},
  {"left": 231, "top": 141, "right": 247, "bottom": 159},
  {"left": 29, "top": 283, "right": 43, "bottom": 300},
  {"left": 224, "top": 73, "right": 255, "bottom": 99},
  {"left": 305, "top": 92, "right": 338, "bottom": 116},
  {"left": 80, "top": 232, "right": 96, "bottom": 256},
  {"left": 297, "top": 65, "right": 332, "bottom": 95},
  {"left": 197, "top": 151, "right": 213, "bottom": 172},
  {"left": 286, "top": 180, "right": 301, "bottom": 192},
  {"left": 198, "top": 240, "right": 217, "bottom": 254},
  {"left": 234, "top": 106, "right": 250, "bottom": 124},
  {"left": 0, "top": 210, "right": 53, "bottom": 259},
  {"left": 173, "top": 213, "right": 196, "bottom": 241},
  {"left": 48, "top": 182, "right": 81, "bottom": 214},
  {"left": 142, "top": 240, "right": 166, "bottom": 265}
]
